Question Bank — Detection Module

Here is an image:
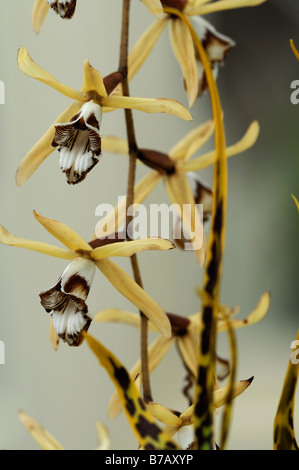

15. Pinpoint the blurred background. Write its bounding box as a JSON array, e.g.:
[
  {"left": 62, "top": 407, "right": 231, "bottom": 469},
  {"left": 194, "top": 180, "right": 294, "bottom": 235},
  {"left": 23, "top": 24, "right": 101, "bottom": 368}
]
[{"left": 0, "top": 0, "right": 298, "bottom": 450}]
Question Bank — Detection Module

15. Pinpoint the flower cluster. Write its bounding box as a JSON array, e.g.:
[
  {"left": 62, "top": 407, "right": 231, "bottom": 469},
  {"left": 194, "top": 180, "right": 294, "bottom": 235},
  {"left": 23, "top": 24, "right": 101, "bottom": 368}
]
[{"left": 3, "top": 0, "right": 291, "bottom": 452}]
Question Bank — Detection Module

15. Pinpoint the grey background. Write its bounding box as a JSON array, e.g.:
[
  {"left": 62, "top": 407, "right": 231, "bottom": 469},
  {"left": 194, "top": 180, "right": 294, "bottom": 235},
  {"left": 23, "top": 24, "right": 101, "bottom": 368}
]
[{"left": 0, "top": 0, "right": 298, "bottom": 450}]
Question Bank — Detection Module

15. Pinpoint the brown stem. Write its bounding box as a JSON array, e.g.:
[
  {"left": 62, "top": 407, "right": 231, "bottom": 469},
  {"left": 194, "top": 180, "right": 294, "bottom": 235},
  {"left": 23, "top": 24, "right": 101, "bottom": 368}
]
[{"left": 119, "top": 0, "right": 153, "bottom": 403}]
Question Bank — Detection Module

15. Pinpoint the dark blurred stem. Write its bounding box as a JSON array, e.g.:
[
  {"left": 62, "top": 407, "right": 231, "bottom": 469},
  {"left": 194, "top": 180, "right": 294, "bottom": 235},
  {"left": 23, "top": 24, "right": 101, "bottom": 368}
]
[{"left": 119, "top": 0, "right": 152, "bottom": 403}]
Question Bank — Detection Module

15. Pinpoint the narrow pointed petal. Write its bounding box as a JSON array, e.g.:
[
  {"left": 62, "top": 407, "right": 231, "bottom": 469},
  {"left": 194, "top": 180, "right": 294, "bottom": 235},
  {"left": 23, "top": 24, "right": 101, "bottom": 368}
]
[
  {"left": 165, "top": 173, "right": 206, "bottom": 266},
  {"left": 33, "top": 211, "right": 92, "bottom": 254},
  {"left": 214, "top": 377, "right": 254, "bottom": 408},
  {"left": 128, "top": 20, "right": 167, "bottom": 82},
  {"left": 19, "top": 410, "right": 64, "bottom": 450},
  {"left": 109, "top": 336, "right": 174, "bottom": 419},
  {"left": 16, "top": 101, "right": 82, "bottom": 186},
  {"left": 274, "top": 331, "right": 299, "bottom": 450},
  {"left": 81, "top": 59, "right": 107, "bottom": 97},
  {"left": 91, "top": 238, "right": 175, "bottom": 260},
  {"left": 17, "top": 47, "right": 85, "bottom": 102},
  {"left": 183, "top": 121, "right": 260, "bottom": 172},
  {"left": 0, "top": 224, "right": 76, "bottom": 260},
  {"left": 94, "top": 171, "right": 161, "bottom": 239},
  {"left": 94, "top": 308, "right": 145, "bottom": 329},
  {"left": 95, "top": 423, "right": 110, "bottom": 451},
  {"left": 101, "top": 135, "right": 129, "bottom": 156},
  {"left": 85, "top": 334, "right": 178, "bottom": 449},
  {"left": 170, "top": 120, "right": 214, "bottom": 162},
  {"left": 169, "top": 18, "right": 198, "bottom": 108},
  {"left": 101, "top": 95, "right": 193, "bottom": 121},
  {"left": 177, "top": 335, "right": 199, "bottom": 378},
  {"left": 217, "top": 292, "right": 270, "bottom": 332},
  {"left": 146, "top": 403, "right": 182, "bottom": 427},
  {"left": 96, "top": 259, "right": 171, "bottom": 338},
  {"left": 32, "top": 0, "right": 50, "bottom": 34},
  {"left": 186, "top": 0, "right": 267, "bottom": 15},
  {"left": 141, "top": 0, "right": 164, "bottom": 18}
]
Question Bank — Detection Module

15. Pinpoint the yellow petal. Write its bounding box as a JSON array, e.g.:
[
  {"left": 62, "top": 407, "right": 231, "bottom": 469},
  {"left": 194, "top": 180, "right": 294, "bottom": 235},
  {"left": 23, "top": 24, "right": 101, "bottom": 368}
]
[
  {"left": 94, "top": 171, "right": 161, "bottom": 239},
  {"left": 16, "top": 101, "right": 82, "bottom": 186},
  {"left": 109, "top": 336, "right": 173, "bottom": 419},
  {"left": 32, "top": 0, "right": 50, "bottom": 34},
  {"left": 183, "top": 121, "right": 260, "bottom": 172},
  {"left": 165, "top": 173, "right": 206, "bottom": 266},
  {"left": 85, "top": 334, "right": 178, "bottom": 449},
  {"left": 17, "top": 47, "right": 85, "bottom": 102},
  {"left": 128, "top": 20, "right": 167, "bottom": 81},
  {"left": 177, "top": 335, "right": 199, "bottom": 378},
  {"left": 95, "top": 259, "right": 171, "bottom": 338},
  {"left": 170, "top": 120, "right": 214, "bottom": 162},
  {"left": 217, "top": 291, "right": 270, "bottom": 332},
  {"left": 291, "top": 194, "right": 299, "bottom": 213},
  {"left": 101, "top": 135, "right": 129, "bottom": 156},
  {"left": 146, "top": 402, "right": 182, "bottom": 427},
  {"left": 81, "top": 59, "right": 107, "bottom": 97},
  {"left": 141, "top": 0, "right": 164, "bottom": 19},
  {"left": 90, "top": 238, "right": 175, "bottom": 260},
  {"left": 33, "top": 211, "right": 92, "bottom": 254},
  {"left": 101, "top": 95, "right": 193, "bottom": 121},
  {"left": 274, "top": 331, "right": 299, "bottom": 450},
  {"left": 95, "top": 423, "right": 110, "bottom": 451},
  {"left": 186, "top": 0, "right": 267, "bottom": 15},
  {"left": 94, "top": 308, "right": 157, "bottom": 331},
  {"left": 0, "top": 224, "right": 77, "bottom": 260},
  {"left": 19, "top": 410, "right": 64, "bottom": 450},
  {"left": 169, "top": 18, "right": 198, "bottom": 108}
]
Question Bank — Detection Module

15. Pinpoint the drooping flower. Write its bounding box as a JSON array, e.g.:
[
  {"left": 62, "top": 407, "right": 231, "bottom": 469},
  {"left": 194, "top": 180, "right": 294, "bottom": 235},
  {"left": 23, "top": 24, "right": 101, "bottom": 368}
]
[
  {"left": 125, "top": 0, "right": 267, "bottom": 107},
  {"left": 32, "top": 0, "right": 77, "bottom": 34},
  {"left": 94, "top": 291, "right": 270, "bottom": 419},
  {"left": 16, "top": 47, "right": 192, "bottom": 186},
  {"left": 0, "top": 211, "right": 175, "bottom": 346},
  {"left": 98, "top": 120, "right": 259, "bottom": 266}
]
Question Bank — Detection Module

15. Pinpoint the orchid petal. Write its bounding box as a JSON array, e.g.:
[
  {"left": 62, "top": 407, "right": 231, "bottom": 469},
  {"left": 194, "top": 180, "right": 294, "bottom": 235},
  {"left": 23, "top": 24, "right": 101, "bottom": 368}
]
[
  {"left": 0, "top": 224, "right": 76, "bottom": 260},
  {"left": 32, "top": 0, "right": 50, "bottom": 34},
  {"left": 19, "top": 410, "right": 64, "bottom": 450},
  {"left": 102, "top": 135, "right": 129, "bottom": 156},
  {"left": 169, "top": 18, "right": 198, "bottom": 108},
  {"left": 177, "top": 335, "right": 199, "bottom": 378},
  {"left": 91, "top": 238, "right": 175, "bottom": 260},
  {"left": 33, "top": 211, "right": 92, "bottom": 253},
  {"left": 94, "top": 308, "right": 157, "bottom": 331},
  {"left": 170, "top": 120, "right": 214, "bottom": 162},
  {"left": 16, "top": 101, "right": 82, "bottom": 186},
  {"left": 128, "top": 20, "right": 167, "bottom": 82},
  {"left": 101, "top": 95, "right": 192, "bottom": 121},
  {"left": 141, "top": 0, "right": 164, "bottom": 19},
  {"left": 146, "top": 403, "right": 182, "bottom": 427},
  {"left": 95, "top": 423, "right": 110, "bottom": 451},
  {"left": 183, "top": 121, "right": 259, "bottom": 172},
  {"left": 95, "top": 259, "right": 171, "bottom": 338},
  {"left": 186, "top": 0, "right": 267, "bottom": 15},
  {"left": 17, "top": 47, "right": 85, "bottom": 102},
  {"left": 81, "top": 59, "right": 107, "bottom": 97},
  {"left": 165, "top": 173, "right": 206, "bottom": 266}
]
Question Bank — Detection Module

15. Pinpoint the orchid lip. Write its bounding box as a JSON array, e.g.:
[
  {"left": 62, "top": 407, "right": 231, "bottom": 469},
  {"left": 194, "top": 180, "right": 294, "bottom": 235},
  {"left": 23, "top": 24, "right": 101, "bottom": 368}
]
[{"left": 47, "top": 0, "right": 77, "bottom": 19}]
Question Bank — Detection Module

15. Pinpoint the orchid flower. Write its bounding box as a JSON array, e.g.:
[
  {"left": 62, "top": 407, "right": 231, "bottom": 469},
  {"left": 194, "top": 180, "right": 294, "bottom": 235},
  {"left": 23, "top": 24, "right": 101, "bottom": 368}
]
[
  {"left": 16, "top": 47, "right": 192, "bottom": 186},
  {"left": 0, "top": 211, "right": 175, "bottom": 345}
]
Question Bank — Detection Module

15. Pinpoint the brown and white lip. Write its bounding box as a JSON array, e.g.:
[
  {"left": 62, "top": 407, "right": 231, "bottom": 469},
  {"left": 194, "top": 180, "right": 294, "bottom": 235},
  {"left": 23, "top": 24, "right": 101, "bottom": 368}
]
[
  {"left": 47, "top": 0, "right": 77, "bottom": 19},
  {"left": 39, "top": 257, "right": 96, "bottom": 346}
]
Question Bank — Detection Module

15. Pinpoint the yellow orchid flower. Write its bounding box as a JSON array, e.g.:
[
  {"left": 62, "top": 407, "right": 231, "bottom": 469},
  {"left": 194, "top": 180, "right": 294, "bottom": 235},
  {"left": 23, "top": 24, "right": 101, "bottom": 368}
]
[
  {"left": 16, "top": 47, "right": 192, "bottom": 186},
  {"left": 19, "top": 409, "right": 110, "bottom": 450},
  {"left": 94, "top": 291, "right": 270, "bottom": 419},
  {"left": 32, "top": 0, "right": 77, "bottom": 34},
  {"left": 98, "top": 120, "right": 259, "bottom": 266},
  {"left": 145, "top": 376, "right": 254, "bottom": 448},
  {"left": 125, "top": 0, "right": 267, "bottom": 107},
  {"left": 0, "top": 211, "right": 175, "bottom": 345}
]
